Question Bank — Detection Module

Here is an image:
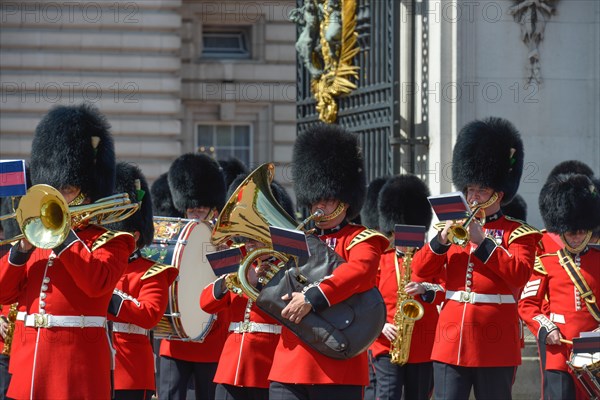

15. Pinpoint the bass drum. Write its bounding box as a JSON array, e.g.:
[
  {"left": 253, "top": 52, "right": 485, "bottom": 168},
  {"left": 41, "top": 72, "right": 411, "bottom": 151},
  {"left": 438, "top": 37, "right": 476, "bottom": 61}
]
[
  {"left": 142, "top": 217, "right": 217, "bottom": 341},
  {"left": 567, "top": 351, "right": 600, "bottom": 399}
]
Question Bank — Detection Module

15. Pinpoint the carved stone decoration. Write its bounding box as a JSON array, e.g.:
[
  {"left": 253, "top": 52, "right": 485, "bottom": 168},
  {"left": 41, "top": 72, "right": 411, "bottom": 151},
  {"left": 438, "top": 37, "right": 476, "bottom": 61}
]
[
  {"left": 290, "top": 0, "right": 359, "bottom": 123},
  {"left": 509, "top": 0, "right": 558, "bottom": 84}
]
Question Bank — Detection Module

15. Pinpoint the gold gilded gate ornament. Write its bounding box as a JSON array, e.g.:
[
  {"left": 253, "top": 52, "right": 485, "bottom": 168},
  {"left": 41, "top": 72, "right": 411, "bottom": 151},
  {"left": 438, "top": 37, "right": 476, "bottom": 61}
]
[{"left": 290, "top": 0, "right": 359, "bottom": 123}]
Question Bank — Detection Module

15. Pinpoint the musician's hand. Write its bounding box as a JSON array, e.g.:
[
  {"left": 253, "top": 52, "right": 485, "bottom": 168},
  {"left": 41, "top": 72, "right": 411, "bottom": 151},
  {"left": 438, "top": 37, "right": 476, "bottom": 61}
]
[
  {"left": 468, "top": 220, "right": 485, "bottom": 246},
  {"left": 439, "top": 220, "right": 453, "bottom": 245},
  {"left": 546, "top": 329, "right": 563, "bottom": 345},
  {"left": 382, "top": 323, "right": 398, "bottom": 342},
  {"left": 18, "top": 238, "right": 33, "bottom": 252},
  {"left": 281, "top": 292, "right": 312, "bottom": 324},
  {"left": 405, "top": 281, "right": 425, "bottom": 296},
  {"left": 0, "top": 317, "right": 8, "bottom": 339}
]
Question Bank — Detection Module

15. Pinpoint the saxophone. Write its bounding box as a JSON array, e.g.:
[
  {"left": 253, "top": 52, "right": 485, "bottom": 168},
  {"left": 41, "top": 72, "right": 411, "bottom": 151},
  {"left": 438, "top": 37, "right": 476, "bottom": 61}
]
[
  {"left": 1, "top": 303, "right": 18, "bottom": 356},
  {"left": 389, "top": 248, "right": 425, "bottom": 365}
]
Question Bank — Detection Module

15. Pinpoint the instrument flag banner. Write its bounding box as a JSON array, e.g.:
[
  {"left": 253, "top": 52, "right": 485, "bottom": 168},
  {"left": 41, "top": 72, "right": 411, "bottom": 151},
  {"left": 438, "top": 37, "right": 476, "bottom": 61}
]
[
  {"left": 428, "top": 191, "right": 470, "bottom": 221},
  {"left": 394, "top": 224, "right": 426, "bottom": 248},
  {"left": 206, "top": 247, "right": 242, "bottom": 276},
  {"left": 572, "top": 332, "right": 600, "bottom": 354},
  {"left": 0, "top": 159, "right": 27, "bottom": 197},
  {"left": 269, "top": 226, "right": 310, "bottom": 260}
]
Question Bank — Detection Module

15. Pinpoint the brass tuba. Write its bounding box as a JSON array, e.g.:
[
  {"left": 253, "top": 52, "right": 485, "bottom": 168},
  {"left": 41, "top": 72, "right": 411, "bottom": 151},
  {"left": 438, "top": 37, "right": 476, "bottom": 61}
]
[
  {"left": 212, "top": 163, "right": 387, "bottom": 360},
  {"left": 212, "top": 163, "right": 321, "bottom": 300},
  {"left": 0, "top": 184, "right": 139, "bottom": 249},
  {"left": 447, "top": 192, "right": 498, "bottom": 247},
  {"left": 389, "top": 248, "right": 424, "bottom": 365}
]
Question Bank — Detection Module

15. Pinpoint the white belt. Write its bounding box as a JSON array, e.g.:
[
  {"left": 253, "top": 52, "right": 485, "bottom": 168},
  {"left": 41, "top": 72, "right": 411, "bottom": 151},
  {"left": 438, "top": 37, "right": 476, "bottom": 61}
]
[
  {"left": 16, "top": 311, "right": 27, "bottom": 321},
  {"left": 446, "top": 290, "right": 515, "bottom": 304},
  {"left": 24, "top": 314, "right": 106, "bottom": 329},
  {"left": 229, "top": 321, "right": 281, "bottom": 334},
  {"left": 112, "top": 322, "right": 148, "bottom": 335}
]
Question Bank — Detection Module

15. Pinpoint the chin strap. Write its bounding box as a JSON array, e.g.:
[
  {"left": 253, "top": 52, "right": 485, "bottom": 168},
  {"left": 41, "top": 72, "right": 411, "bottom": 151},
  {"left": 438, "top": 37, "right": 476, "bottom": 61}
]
[{"left": 315, "top": 202, "right": 346, "bottom": 223}]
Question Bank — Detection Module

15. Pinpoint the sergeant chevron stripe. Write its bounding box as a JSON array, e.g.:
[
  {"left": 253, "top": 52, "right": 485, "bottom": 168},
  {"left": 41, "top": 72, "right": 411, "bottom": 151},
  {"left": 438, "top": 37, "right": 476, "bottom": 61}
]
[{"left": 521, "top": 278, "right": 541, "bottom": 299}]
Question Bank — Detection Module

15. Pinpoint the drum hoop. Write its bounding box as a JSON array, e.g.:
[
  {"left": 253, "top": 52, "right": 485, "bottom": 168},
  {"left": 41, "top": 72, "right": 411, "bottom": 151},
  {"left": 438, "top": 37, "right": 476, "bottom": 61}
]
[{"left": 152, "top": 218, "right": 217, "bottom": 342}]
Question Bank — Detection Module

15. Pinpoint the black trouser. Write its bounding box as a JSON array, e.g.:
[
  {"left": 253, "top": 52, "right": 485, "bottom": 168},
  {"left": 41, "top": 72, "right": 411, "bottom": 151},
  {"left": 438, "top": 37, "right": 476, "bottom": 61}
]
[
  {"left": 364, "top": 350, "right": 377, "bottom": 400},
  {"left": 433, "top": 361, "right": 516, "bottom": 400},
  {"left": 543, "top": 370, "right": 576, "bottom": 400},
  {"left": 371, "top": 354, "right": 433, "bottom": 400},
  {"left": 158, "top": 356, "right": 218, "bottom": 400},
  {"left": 114, "top": 389, "right": 154, "bottom": 400},
  {"left": 0, "top": 354, "right": 11, "bottom": 399},
  {"left": 269, "top": 381, "right": 363, "bottom": 400},
  {"left": 215, "top": 383, "right": 269, "bottom": 400}
]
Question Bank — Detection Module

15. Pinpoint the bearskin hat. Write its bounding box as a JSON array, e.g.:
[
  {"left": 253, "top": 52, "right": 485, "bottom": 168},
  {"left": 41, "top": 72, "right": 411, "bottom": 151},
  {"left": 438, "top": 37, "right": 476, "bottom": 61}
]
[
  {"left": 501, "top": 194, "right": 527, "bottom": 222},
  {"left": 106, "top": 162, "right": 154, "bottom": 248},
  {"left": 547, "top": 160, "right": 594, "bottom": 181},
  {"left": 30, "top": 103, "right": 115, "bottom": 202},
  {"left": 219, "top": 157, "right": 250, "bottom": 190},
  {"left": 539, "top": 173, "right": 600, "bottom": 234},
  {"left": 168, "top": 153, "right": 226, "bottom": 214},
  {"left": 292, "top": 125, "right": 365, "bottom": 220},
  {"left": 227, "top": 173, "right": 296, "bottom": 220},
  {"left": 360, "top": 176, "right": 389, "bottom": 230},
  {"left": 452, "top": 117, "right": 524, "bottom": 205},
  {"left": 150, "top": 173, "right": 183, "bottom": 218},
  {"left": 377, "top": 174, "right": 433, "bottom": 236}
]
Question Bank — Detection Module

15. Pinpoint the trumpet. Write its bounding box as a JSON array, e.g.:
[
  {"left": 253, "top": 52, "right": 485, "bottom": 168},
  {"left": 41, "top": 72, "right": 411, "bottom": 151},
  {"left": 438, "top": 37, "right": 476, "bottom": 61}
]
[
  {"left": 446, "top": 192, "right": 498, "bottom": 247},
  {"left": 0, "top": 184, "right": 139, "bottom": 249}
]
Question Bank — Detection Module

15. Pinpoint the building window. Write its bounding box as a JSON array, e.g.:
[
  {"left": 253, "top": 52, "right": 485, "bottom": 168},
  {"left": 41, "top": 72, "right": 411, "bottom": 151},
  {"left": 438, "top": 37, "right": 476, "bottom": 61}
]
[
  {"left": 196, "top": 124, "right": 252, "bottom": 166},
  {"left": 201, "top": 27, "right": 251, "bottom": 59}
]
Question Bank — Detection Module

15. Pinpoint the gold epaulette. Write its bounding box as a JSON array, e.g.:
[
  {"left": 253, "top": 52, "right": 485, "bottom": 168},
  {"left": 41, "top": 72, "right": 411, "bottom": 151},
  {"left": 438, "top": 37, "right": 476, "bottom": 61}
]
[
  {"left": 91, "top": 230, "right": 134, "bottom": 251},
  {"left": 533, "top": 254, "right": 553, "bottom": 275},
  {"left": 141, "top": 262, "right": 177, "bottom": 280},
  {"left": 346, "top": 228, "right": 388, "bottom": 251},
  {"left": 506, "top": 217, "right": 541, "bottom": 245}
]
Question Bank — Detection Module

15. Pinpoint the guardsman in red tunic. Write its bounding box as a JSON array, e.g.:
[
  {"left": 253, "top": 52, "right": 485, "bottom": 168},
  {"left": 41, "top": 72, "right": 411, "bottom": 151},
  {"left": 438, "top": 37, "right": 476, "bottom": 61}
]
[
  {"left": 201, "top": 174, "right": 294, "bottom": 400},
  {"left": 158, "top": 153, "right": 229, "bottom": 400},
  {"left": 519, "top": 173, "right": 600, "bottom": 400},
  {"left": 412, "top": 117, "right": 541, "bottom": 400},
  {"left": 536, "top": 161, "right": 595, "bottom": 257},
  {"left": 268, "top": 125, "right": 389, "bottom": 400},
  {"left": 369, "top": 175, "right": 444, "bottom": 400},
  {"left": 359, "top": 176, "right": 391, "bottom": 400},
  {"left": 106, "top": 162, "right": 178, "bottom": 400},
  {"left": 0, "top": 104, "right": 136, "bottom": 399}
]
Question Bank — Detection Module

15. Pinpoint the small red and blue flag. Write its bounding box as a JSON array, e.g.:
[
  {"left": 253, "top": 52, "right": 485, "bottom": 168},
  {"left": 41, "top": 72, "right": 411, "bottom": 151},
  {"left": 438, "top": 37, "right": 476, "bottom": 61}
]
[
  {"left": 206, "top": 247, "right": 243, "bottom": 276},
  {"left": 394, "top": 224, "right": 426, "bottom": 248},
  {"left": 269, "top": 226, "right": 310, "bottom": 260},
  {"left": 0, "top": 160, "right": 27, "bottom": 197},
  {"left": 428, "top": 192, "right": 470, "bottom": 221}
]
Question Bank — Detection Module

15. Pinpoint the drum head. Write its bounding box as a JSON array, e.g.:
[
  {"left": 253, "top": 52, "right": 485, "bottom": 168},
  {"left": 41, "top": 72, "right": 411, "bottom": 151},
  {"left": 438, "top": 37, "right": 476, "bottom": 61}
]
[{"left": 175, "top": 221, "right": 217, "bottom": 340}]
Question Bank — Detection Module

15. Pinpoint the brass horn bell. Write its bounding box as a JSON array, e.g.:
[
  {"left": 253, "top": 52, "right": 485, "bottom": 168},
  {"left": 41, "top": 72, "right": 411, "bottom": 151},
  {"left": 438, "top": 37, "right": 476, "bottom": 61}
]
[{"left": 0, "top": 184, "right": 139, "bottom": 249}]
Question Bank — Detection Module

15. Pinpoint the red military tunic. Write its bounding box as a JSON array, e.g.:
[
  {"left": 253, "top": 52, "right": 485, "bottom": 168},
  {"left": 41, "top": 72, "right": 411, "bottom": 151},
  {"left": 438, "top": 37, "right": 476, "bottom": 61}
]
[
  {"left": 518, "top": 248, "right": 600, "bottom": 372},
  {"left": 412, "top": 214, "right": 541, "bottom": 367},
  {"left": 109, "top": 253, "right": 178, "bottom": 391},
  {"left": 0, "top": 225, "right": 135, "bottom": 399},
  {"left": 200, "top": 278, "right": 281, "bottom": 388},
  {"left": 370, "top": 249, "right": 444, "bottom": 363},
  {"left": 268, "top": 223, "right": 389, "bottom": 385}
]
